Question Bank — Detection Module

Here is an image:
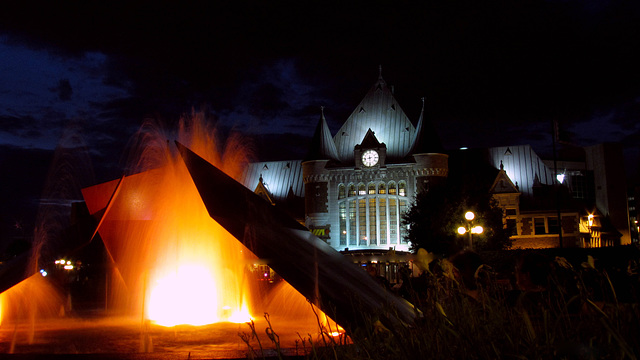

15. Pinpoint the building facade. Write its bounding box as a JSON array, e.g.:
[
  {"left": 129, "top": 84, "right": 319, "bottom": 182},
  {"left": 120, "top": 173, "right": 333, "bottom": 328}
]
[
  {"left": 240, "top": 69, "right": 631, "bottom": 255},
  {"left": 301, "top": 70, "right": 447, "bottom": 253}
]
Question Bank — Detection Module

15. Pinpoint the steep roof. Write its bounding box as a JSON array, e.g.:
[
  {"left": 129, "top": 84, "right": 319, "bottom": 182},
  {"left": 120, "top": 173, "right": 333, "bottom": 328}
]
[
  {"left": 407, "top": 98, "right": 445, "bottom": 155},
  {"left": 356, "top": 128, "right": 384, "bottom": 149},
  {"left": 333, "top": 67, "right": 416, "bottom": 163},
  {"left": 490, "top": 161, "right": 520, "bottom": 194},
  {"left": 304, "top": 106, "right": 340, "bottom": 162},
  {"left": 241, "top": 160, "right": 304, "bottom": 200},
  {"left": 253, "top": 175, "right": 275, "bottom": 205}
]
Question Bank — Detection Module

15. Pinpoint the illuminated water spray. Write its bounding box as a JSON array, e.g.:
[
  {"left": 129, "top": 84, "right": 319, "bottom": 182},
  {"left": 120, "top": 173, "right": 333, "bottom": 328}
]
[{"left": 82, "top": 112, "right": 257, "bottom": 326}]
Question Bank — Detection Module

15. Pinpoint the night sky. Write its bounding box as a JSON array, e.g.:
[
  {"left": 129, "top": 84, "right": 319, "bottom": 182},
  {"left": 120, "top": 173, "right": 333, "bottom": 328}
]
[{"left": 1, "top": 1, "right": 640, "bottom": 243}]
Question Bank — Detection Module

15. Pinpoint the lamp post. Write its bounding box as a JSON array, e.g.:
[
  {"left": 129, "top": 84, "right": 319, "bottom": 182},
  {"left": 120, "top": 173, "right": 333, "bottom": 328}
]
[
  {"left": 457, "top": 211, "right": 483, "bottom": 249},
  {"left": 587, "top": 214, "right": 594, "bottom": 247}
]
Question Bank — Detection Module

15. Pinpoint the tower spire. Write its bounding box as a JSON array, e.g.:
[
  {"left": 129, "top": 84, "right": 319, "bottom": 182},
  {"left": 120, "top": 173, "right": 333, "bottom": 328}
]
[{"left": 303, "top": 106, "right": 340, "bottom": 162}]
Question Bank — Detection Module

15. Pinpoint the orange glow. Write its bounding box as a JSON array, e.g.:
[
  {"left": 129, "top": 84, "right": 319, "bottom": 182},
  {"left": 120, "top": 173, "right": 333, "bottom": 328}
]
[
  {"left": 0, "top": 274, "right": 64, "bottom": 326},
  {"left": 147, "top": 264, "right": 252, "bottom": 326},
  {"left": 82, "top": 112, "right": 338, "bottom": 330}
]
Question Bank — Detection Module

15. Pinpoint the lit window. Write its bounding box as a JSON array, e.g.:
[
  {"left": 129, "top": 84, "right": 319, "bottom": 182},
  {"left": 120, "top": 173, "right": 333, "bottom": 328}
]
[
  {"left": 358, "top": 184, "right": 366, "bottom": 195},
  {"left": 378, "top": 182, "right": 386, "bottom": 194},
  {"left": 379, "top": 198, "right": 387, "bottom": 244},
  {"left": 359, "top": 199, "right": 367, "bottom": 245},
  {"left": 338, "top": 184, "right": 346, "bottom": 199},
  {"left": 388, "top": 182, "right": 397, "bottom": 195},
  {"left": 339, "top": 202, "right": 347, "bottom": 246},
  {"left": 348, "top": 184, "right": 356, "bottom": 197},
  {"left": 368, "top": 183, "right": 376, "bottom": 195},
  {"left": 398, "top": 182, "right": 406, "bottom": 197}
]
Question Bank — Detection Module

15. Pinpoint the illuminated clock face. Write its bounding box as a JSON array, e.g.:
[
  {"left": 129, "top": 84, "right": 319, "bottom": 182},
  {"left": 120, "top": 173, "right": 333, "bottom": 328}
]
[{"left": 362, "top": 149, "right": 379, "bottom": 167}]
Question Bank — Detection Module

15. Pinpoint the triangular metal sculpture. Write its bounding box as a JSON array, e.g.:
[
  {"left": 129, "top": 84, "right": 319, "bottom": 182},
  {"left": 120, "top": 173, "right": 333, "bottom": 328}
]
[{"left": 175, "top": 141, "right": 418, "bottom": 332}]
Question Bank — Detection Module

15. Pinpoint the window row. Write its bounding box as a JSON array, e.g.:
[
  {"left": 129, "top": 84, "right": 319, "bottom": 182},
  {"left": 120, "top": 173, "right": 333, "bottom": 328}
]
[
  {"left": 338, "top": 198, "right": 409, "bottom": 247},
  {"left": 338, "top": 181, "right": 407, "bottom": 199}
]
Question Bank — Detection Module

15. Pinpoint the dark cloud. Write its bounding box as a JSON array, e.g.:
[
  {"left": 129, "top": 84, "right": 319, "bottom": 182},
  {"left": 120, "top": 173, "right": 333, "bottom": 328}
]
[
  {"left": 0, "top": 115, "right": 33, "bottom": 134},
  {"left": 1, "top": 0, "right": 640, "bottom": 243},
  {"left": 248, "top": 83, "right": 289, "bottom": 121},
  {"left": 54, "top": 79, "right": 72, "bottom": 101}
]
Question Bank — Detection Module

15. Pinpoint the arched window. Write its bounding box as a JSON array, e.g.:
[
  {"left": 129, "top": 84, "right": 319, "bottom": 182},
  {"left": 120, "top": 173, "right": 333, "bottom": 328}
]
[
  {"left": 338, "top": 184, "right": 346, "bottom": 199},
  {"left": 348, "top": 184, "right": 356, "bottom": 197},
  {"left": 398, "top": 181, "right": 406, "bottom": 197},
  {"left": 378, "top": 182, "right": 386, "bottom": 194},
  {"left": 368, "top": 183, "right": 376, "bottom": 195},
  {"left": 358, "top": 183, "right": 366, "bottom": 196},
  {"left": 388, "top": 182, "right": 397, "bottom": 195}
]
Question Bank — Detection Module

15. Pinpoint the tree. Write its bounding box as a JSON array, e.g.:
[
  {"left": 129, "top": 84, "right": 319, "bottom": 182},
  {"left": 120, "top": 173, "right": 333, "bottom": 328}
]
[{"left": 403, "top": 173, "right": 512, "bottom": 256}]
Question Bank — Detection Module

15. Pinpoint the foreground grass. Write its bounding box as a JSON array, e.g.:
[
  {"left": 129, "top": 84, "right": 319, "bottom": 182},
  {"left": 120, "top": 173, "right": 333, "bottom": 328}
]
[{"left": 243, "top": 252, "right": 640, "bottom": 360}]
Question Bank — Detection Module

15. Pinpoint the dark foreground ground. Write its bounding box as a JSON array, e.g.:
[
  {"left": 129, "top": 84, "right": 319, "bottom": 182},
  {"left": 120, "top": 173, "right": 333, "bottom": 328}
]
[{"left": 0, "top": 315, "right": 323, "bottom": 359}]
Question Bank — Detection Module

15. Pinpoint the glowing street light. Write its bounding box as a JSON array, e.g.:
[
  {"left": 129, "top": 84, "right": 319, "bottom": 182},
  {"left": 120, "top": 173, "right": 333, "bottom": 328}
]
[{"left": 457, "top": 211, "right": 483, "bottom": 249}]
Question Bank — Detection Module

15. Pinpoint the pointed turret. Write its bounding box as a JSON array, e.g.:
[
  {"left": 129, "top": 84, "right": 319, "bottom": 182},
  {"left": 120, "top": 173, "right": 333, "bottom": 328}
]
[
  {"left": 410, "top": 98, "right": 448, "bottom": 193},
  {"left": 407, "top": 97, "right": 444, "bottom": 156},
  {"left": 304, "top": 106, "right": 340, "bottom": 163}
]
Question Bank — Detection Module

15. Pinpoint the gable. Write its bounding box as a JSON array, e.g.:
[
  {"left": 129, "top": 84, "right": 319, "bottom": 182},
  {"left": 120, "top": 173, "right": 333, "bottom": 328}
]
[
  {"left": 490, "top": 169, "right": 520, "bottom": 194},
  {"left": 333, "top": 75, "right": 415, "bottom": 163}
]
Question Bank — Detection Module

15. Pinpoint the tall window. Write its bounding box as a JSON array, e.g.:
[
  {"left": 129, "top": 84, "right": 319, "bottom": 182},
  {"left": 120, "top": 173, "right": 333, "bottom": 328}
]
[
  {"left": 399, "top": 199, "right": 408, "bottom": 243},
  {"left": 348, "top": 184, "right": 356, "bottom": 197},
  {"left": 506, "top": 218, "right": 517, "bottom": 236},
  {"left": 359, "top": 199, "right": 367, "bottom": 245},
  {"left": 339, "top": 202, "right": 347, "bottom": 245},
  {"left": 369, "top": 198, "right": 377, "bottom": 245},
  {"left": 388, "top": 182, "right": 397, "bottom": 195},
  {"left": 337, "top": 181, "right": 408, "bottom": 248},
  {"left": 338, "top": 184, "right": 346, "bottom": 199},
  {"left": 379, "top": 198, "right": 387, "bottom": 244},
  {"left": 534, "top": 217, "right": 546, "bottom": 234},
  {"left": 548, "top": 217, "right": 560, "bottom": 234},
  {"left": 389, "top": 198, "right": 398, "bottom": 244},
  {"left": 349, "top": 200, "right": 356, "bottom": 245}
]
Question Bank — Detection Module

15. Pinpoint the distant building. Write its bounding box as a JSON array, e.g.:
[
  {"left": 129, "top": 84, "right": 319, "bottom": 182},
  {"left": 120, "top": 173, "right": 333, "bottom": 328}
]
[
  {"left": 240, "top": 68, "right": 630, "bottom": 261},
  {"left": 486, "top": 143, "right": 630, "bottom": 248},
  {"left": 627, "top": 186, "right": 639, "bottom": 244}
]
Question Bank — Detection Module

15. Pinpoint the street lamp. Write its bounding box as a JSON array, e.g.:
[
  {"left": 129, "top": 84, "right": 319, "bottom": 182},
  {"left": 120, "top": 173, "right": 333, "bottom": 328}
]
[
  {"left": 457, "top": 211, "right": 483, "bottom": 249},
  {"left": 587, "top": 214, "right": 594, "bottom": 247}
]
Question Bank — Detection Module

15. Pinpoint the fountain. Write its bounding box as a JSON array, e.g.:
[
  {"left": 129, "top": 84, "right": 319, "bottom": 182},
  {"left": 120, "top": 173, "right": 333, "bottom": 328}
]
[{"left": 1, "top": 113, "right": 343, "bottom": 357}]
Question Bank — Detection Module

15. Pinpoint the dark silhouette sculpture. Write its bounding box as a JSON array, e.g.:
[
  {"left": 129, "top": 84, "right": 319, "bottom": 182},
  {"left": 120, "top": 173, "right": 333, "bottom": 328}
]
[{"left": 175, "top": 141, "right": 418, "bottom": 332}]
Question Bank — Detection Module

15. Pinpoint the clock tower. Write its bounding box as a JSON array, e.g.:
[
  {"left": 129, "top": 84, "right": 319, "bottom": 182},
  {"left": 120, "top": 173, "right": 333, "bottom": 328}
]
[{"left": 354, "top": 129, "right": 386, "bottom": 169}]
